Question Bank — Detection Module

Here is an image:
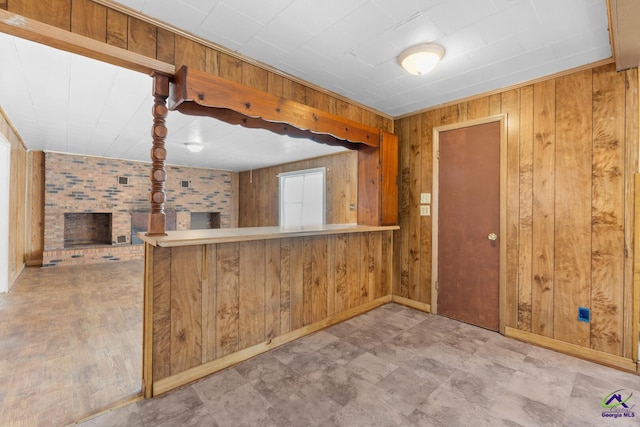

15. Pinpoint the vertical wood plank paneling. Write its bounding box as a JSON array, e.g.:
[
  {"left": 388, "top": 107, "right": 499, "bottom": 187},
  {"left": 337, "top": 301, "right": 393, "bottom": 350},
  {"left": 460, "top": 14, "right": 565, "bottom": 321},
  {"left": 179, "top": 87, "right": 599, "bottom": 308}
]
[
  {"left": 518, "top": 86, "right": 534, "bottom": 331},
  {"left": 267, "top": 73, "right": 284, "bottom": 97},
  {"left": 218, "top": 52, "right": 242, "bottom": 83},
  {"left": 554, "top": 70, "right": 592, "bottom": 347},
  {"left": 531, "top": 80, "right": 555, "bottom": 338},
  {"left": 489, "top": 94, "right": 502, "bottom": 116},
  {"left": 302, "top": 237, "right": 313, "bottom": 325},
  {"left": 420, "top": 110, "right": 438, "bottom": 304},
  {"left": 360, "top": 233, "right": 372, "bottom": 304},
  {"left": 204, "top": 48, "right": 219, "bottom": 76},
  {"left": 71, "top": 0, "right": 105, "bottom": 42},
  {"left": 591, "top": 64, "right": 625, "bottom": 354},
  {"left": 347, "top": 233, "right": 362, "bottom": 309},
  {"left": 397, "top": 118, "right": 411, "bottom": 297},
  {"left": 311, "top": 236, "right": 328, "bottom": 323},
  {"left": 156, "top": 28, "right": 175, "bottom": 65},
  {"left": 502, "top": 89, "right": 520, "bottom": 328},
  {"left": 105, "top": 9, "right": 127, "bottom": 49},
  {"left": 289, "top": 237, "right": 305, "bottom": 329},
  {"left": 127, "top": 17, "right": 156, "bottom": 59},
  {"left": 152, "top": 246, "right": 171, "bottom": 381},
  {"left": 408, "top": 115, "right": 421, "bottom": 301},
  {"left": 327, "top": 235, "right": 336, "bottom": 316},
  {"left": 334, "top": 233, "right": 349, "bottom": 313},
  {"left": 623, "top": 68, "right": 639, "bottom": 359},
  {"left": 279, "top": 239, "right": 291, "bottom": 334},
  {"left": 265, "top": 239, "right": 281, "bottom": 340},
  {"left": 216, "top": 243, "right": 239, "bottom": 357},
  {"left": 9, "top": 0, "right": 70, "bottom": 29},
  {"left": 170, "top": 245, "right": 203, "bottom": 374},
  {"left": 371, "top": 232, "right": 383, "bottom": 299},
  {"left": 202, "top": 244, "right": 217, "bottom": 363},
  {"left": 242, "top": 62, "right": 269, "bottom": 91},
  {"left": 174, "top": 35, "right": 206, "bottom": 71},
  {"left": 380, "top": 230, "right": 393, "bottom": 297},
  {"left": 26, "top": 151, "right": 44, "bottom": 264},
  {"left": 467, "top": 96, "right": 490, "bottom": 120},
  {"left": 238, "top": 241, "right": 265, "bottom": 349}
]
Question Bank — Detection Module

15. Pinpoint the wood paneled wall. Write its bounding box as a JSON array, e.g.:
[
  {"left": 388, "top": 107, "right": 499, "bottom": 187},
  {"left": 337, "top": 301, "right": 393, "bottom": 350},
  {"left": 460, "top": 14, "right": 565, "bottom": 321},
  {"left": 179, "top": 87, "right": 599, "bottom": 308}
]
[
  {"left": 0, "top": 108, "right": 27, "bottom": 289},
  {"left": 1, "top": 0, "right": 392, "bottom": 132},
  {"left": 25, "top": 150, "right": 44, "bottom": 265},
  {"left": 238, "top": 151, "right": 358, "bottom": 227},
  {"left": 395, "top": 63, "right": 639, "bottom": 358},
  {"left": 148, "top": 230, "right": 394, "bottom": 388}
]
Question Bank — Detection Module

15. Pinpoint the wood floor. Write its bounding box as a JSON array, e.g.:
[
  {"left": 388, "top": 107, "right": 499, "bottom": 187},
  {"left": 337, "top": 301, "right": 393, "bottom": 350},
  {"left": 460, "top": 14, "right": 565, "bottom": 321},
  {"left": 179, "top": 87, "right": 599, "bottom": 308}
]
[{"left": 0, "top": 260, "right": 143, "bottom": 427}]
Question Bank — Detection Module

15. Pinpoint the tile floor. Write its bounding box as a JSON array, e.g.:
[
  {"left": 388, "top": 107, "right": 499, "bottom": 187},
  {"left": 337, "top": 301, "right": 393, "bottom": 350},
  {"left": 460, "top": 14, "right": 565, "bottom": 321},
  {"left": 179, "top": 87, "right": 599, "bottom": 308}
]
[
  {"left": 79, "top": 303, "right": 640, "bottom": 427},
  {"left": 0, "top": 261, "right": 143, "bottom": 427}
]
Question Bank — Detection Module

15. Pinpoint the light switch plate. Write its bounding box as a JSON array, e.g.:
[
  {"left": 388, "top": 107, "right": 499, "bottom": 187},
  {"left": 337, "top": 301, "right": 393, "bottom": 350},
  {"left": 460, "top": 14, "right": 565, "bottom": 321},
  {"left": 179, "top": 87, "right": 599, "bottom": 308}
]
[
  {"left": 420, "top": 193, "right": 431, "bottom": 204},
  {"left": 420, "top": 205, "right": 430, "bottom": 216}
]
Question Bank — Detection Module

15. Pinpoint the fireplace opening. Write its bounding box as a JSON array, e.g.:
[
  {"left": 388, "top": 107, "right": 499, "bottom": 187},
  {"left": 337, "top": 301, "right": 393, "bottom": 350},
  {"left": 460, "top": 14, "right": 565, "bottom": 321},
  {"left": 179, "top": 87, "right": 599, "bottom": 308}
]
[{"left": 64, "top": 212, "right": 112, "bottom": 248}]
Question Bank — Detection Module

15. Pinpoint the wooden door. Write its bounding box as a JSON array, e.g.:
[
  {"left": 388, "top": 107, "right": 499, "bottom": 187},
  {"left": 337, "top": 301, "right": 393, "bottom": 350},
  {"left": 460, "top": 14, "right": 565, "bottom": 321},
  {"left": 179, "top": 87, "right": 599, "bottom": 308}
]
[{"left": 436, "top": 121, "right": 500, "bottom": 331}]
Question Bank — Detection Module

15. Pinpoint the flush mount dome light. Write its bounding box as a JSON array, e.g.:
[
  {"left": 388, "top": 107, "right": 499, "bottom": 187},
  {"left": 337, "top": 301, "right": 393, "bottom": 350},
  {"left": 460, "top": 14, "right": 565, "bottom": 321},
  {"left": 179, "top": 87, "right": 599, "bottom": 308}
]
[
  {"left": 398, "top": 43, "right": 445, "bottom": 75},
  {"left": 184, "top": 142, "right": 203, "bottom": 153}
]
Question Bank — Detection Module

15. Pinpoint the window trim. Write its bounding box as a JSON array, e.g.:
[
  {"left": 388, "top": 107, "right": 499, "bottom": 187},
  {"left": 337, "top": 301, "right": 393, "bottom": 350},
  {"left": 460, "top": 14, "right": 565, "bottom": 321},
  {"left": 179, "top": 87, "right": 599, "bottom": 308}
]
[{"left": 278, "top": 167, "right": 326, "bottom": 228}]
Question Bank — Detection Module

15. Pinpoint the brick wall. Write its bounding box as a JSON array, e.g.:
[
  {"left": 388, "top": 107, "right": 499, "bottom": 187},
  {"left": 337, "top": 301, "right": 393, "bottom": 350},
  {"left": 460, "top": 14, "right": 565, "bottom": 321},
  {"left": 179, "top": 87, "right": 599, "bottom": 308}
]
[{"left": 43, "top": 152, "right": 238, "bottom": 266}]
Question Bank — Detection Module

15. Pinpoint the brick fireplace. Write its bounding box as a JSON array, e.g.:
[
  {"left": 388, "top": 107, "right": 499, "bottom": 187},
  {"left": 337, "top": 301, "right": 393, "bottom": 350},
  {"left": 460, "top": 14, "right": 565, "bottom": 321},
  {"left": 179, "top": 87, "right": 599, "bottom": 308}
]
[{"left": 43, "top": 152, "right": 238, "bottom": 267}]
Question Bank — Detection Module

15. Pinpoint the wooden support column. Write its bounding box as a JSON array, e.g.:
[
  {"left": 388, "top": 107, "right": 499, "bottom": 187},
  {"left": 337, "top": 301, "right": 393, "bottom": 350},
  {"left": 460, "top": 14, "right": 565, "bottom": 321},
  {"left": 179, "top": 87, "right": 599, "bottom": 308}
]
[{"left": 148, "top": 72, "right": 170, "bottom": 235}]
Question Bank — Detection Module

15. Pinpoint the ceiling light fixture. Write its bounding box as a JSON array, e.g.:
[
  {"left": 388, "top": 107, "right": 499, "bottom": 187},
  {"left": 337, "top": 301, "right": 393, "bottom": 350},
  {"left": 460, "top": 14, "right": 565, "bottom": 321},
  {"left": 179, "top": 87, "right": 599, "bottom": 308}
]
[
  {"left": 398, "top": 43, "right": 445, "bottom": 75},
  {"left": 184, "top": 142, "right": 203, "bottom": 153}
]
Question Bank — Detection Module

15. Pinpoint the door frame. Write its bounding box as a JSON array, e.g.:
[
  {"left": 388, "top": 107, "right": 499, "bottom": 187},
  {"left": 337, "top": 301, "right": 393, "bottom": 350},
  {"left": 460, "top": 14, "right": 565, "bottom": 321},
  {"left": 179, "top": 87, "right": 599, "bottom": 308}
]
[{"left": 431, "top": 114, "right": 508, "bottom": 334}]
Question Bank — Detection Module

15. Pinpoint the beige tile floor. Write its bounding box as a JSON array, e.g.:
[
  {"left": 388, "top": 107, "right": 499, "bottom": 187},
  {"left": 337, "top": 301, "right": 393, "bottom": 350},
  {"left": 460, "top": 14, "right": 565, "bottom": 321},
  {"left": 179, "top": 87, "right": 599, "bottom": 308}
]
[
  {"left": 0, "top": 261, "right": 143, "bottom": 427},
  {"left": 80, "top": 303, "right": 640, "bottom": 427}
]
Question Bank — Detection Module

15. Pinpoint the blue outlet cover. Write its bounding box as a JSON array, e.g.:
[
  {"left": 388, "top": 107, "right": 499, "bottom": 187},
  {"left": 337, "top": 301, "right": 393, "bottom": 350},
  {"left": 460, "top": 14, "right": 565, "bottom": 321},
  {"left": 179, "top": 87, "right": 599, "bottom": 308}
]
[{"left": 578, "top": 306, "right": 590, "bottom": 323}]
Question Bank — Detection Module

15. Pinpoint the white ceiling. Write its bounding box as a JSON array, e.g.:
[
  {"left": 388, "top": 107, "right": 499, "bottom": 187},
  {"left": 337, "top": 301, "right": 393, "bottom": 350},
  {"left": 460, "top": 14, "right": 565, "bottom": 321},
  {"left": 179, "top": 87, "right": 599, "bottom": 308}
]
[{"left": 0, "top": 0, "right": 611, "bottom": 171}]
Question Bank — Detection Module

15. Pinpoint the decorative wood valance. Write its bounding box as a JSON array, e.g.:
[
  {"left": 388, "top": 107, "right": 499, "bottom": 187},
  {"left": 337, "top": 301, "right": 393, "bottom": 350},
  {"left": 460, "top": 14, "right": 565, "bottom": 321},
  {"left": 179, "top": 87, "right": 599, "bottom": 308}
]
[
  {"left": 148, "top": 66, "right": 398, "bottom": 235},
  {"left": 169, "top": 66, "right": 379, "bottom": 149}
]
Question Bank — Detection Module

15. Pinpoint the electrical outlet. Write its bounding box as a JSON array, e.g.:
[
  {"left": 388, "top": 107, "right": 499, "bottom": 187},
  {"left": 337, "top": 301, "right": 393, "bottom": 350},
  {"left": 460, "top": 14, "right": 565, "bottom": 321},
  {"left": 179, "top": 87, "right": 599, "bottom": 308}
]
[
  {"left": 420, "top": 193, "right": 431, "bottom": 204},
  {"left": 578, "top": 306, "right": 590, "bottom": 323},
  {"left": 420, "top": 205, "right": 430, "bottom": 216}
]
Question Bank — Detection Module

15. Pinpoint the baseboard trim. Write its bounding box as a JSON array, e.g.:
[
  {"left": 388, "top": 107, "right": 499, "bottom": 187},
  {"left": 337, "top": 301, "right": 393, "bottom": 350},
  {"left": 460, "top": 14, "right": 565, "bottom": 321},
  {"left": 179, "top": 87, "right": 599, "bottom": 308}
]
[
  {"left": 153, "top": 295, "right": 392, "bottom": 396},
  {"left": 505, "top": 327, "right": 637, "bottom": 373},
  {"left": 390, "top": 295, "right": 431, "bottom": 313}
]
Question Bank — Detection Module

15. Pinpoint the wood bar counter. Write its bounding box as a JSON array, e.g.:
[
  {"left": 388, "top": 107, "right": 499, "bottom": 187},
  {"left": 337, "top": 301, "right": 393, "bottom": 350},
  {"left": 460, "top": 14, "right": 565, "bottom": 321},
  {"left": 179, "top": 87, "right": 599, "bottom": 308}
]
[{"left": 139, "top": 224, "right": 398, "bottom": 396}]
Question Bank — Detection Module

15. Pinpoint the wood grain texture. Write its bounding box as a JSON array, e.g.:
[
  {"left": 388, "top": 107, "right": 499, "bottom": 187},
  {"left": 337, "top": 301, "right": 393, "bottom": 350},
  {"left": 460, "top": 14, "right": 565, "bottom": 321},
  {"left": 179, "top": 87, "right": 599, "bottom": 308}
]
[
  {"left": 202, "top": 244, "right": 217, "bottom": 363},
  {"left": 554, "top": 70, "right": 592, "bottom": 347},
  {"left": 518, "top": 86, "right": 534, "bottom": 331},
  {"left": 174, "top": 35, "right": 206, "bottom": 71},
  {"left": 216, "top": 243, "right": 239, "bottom": 357},
  {"left": 502, "top": 89, "right": 520, "bottom": 328},
  {"left": 347, "top": 233, "right": 362, "bottom": 309},
  {"left": 334, "top": 233, "right": 349, "bottom": 313},
  {"left": 152, "top": 246, "right": 171, "bottom": 381},
  {"left": 25, "top": 150, "right": 44, "bottom": 264},
  {"left": 105, "top": 8, "right": 127, "bottom": 49},
  {"left": 279, "top": 239, "right": 291, "bottom": 334},
  {"left": 531, "top": 80, "right": 555, "bottom": 338},
  {"left": 419, "top": 111, "right": 437, "bottom": 304},
  {"left": 397, "top": 117, "right": 411, "bottom": 298},
  {"left": 238, "top": 241, "right": 266, "bottom": 348},
  {"left": 71, "top": 0, "right": 105, "bottom": 42},
  {"left": 127, "top": 16, "right": 156, "bottom": 59},
  {"left": 265, "top": 239, "right": 281, "bottom": 340},
  {"left": 408, "top": 114, "right": 421, "bottom": 301},
  {"left": 591, "top": 64, "right": 625, "bottom": 354},
  {"left": 289, "top": 237, "right": 305, "bottom": 330},
  {"left": 467, "top": 96, "right": 490, "bottom": 120},
  {"left": 310, "top": 236, "right": 328, "bottom": 323},
  {"left": 170, "top": 245, "right": 203, "bottom": 374},
  {"left": 156, "top": 27, "right": 175, "bottom": 64},
  {"left": 9, "top": 0, "right": 70, "bottom": 29},
  {"left": 623, "top": 68, "right": 639, "bottom": 360},
  {"left": 238, "top": 151, "right": 358, "bottom": 227}
]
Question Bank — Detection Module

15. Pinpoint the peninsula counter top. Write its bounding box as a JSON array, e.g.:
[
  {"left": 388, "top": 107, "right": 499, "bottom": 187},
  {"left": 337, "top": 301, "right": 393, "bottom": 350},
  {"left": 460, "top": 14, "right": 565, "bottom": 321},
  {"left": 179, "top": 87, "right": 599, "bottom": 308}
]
[{"left": 138, "top": 223, "right": 399, "bottom": 247}]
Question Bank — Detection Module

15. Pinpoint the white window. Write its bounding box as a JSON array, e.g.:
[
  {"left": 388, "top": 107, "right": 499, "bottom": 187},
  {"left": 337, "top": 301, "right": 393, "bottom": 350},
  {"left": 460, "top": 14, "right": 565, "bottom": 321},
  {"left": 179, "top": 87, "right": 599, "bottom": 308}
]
[{"left": 279, "top": 167, "right": 326, "bottom": 228}]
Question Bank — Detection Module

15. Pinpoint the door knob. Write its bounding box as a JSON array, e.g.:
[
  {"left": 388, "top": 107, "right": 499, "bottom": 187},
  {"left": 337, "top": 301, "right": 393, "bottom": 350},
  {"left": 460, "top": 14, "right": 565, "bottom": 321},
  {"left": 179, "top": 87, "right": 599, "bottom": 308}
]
[{"left": 488, "top": 233, "right": 497, "bottom": 241}]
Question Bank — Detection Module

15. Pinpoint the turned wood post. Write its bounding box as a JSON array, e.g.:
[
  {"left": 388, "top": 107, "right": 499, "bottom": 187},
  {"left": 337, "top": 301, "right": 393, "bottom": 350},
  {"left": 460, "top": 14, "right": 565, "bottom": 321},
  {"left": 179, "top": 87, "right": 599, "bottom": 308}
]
[{"left": 148, "top": 72, "right": 170, "bottom": 235}]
